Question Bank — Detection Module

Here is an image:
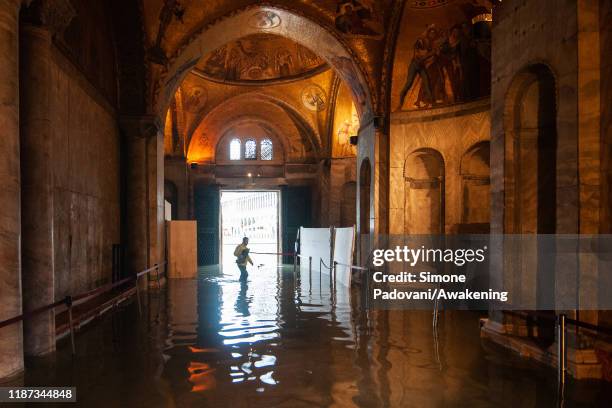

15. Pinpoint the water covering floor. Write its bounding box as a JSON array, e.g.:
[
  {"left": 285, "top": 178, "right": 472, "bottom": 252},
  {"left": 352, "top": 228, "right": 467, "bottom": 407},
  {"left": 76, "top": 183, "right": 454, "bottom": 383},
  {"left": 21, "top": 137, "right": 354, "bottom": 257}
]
[{"left": 22, "top": 263, "right": 611, "bottom": 407}]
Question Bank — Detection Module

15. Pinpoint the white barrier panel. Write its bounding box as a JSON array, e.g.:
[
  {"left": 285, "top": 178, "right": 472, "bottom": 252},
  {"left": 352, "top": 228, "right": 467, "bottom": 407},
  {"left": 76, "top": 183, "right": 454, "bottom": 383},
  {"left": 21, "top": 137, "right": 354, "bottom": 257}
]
[
  {"left": 299, "top": 227, "right": 332, "bottom": 272},
  {"left": 333, "top": 227, "right": 355, "bottom": 287}
]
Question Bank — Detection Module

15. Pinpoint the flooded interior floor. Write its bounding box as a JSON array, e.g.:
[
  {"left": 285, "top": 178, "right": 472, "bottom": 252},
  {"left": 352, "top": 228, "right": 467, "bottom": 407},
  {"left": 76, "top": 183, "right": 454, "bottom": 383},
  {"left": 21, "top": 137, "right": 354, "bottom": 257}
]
[{"left": 21, "top": 263, "right": 611, "bottom": 407}]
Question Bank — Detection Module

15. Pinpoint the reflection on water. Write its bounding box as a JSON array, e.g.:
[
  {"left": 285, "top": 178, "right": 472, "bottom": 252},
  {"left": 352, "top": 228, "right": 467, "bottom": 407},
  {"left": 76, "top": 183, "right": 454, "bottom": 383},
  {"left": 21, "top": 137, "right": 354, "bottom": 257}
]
[{"left": 21, "top": 263, "right": 611, "bottom": 407}]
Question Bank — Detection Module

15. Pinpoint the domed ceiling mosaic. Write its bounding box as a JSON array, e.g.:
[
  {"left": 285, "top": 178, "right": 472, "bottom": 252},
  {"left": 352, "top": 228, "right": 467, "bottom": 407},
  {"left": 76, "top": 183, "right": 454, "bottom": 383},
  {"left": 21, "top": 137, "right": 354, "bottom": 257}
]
[{"left": 193, "top": 34, "right": 329, "bottom": 85}]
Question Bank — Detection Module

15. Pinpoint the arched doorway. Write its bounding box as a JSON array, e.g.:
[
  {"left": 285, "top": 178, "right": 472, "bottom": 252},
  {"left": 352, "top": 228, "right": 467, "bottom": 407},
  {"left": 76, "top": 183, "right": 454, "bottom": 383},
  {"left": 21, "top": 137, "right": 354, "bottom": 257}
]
[
  {"left": 459, "top": 141, "right": 490, "bottom": 233},
  {"left": 159, "top": 6, "right": 375, "bottom": 267},
  {"left": 504, "top": 64, "right": 557, "bottom": 346},
  {"left": 404, "top": 149, "right": 445, "bottom": 234},
  {"left": 505, "top": 64, "right": 557, "bottom": 235}
]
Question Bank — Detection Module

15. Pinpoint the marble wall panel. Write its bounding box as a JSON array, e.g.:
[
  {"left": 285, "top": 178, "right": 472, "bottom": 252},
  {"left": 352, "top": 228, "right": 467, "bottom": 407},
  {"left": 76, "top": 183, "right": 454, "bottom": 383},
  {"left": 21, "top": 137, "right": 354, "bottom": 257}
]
[
  {"left": 50, "top": 50, "right": 120, "bottom": 299},
  {"left": 0, "top": 0, "right": 23, "bottom": 380},
  {"left": 601, "top": 0, "right": 612, "bottom": 235}
]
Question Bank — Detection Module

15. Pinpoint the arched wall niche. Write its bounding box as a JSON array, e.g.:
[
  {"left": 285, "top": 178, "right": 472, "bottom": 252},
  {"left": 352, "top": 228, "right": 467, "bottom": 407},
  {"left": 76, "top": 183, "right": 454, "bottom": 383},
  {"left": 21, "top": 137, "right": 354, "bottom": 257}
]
[
  {"left": 156, "top": 6, "right": 374, "bottom": 126},
  {"left": 459, "top": 141, "right": 490, "bottom": 232},
  {"left": 404, "top": 148, "right": 445, "bottom": 234},
  {"left": 503, "top": 63, "right": 558, "bottom": 234}
]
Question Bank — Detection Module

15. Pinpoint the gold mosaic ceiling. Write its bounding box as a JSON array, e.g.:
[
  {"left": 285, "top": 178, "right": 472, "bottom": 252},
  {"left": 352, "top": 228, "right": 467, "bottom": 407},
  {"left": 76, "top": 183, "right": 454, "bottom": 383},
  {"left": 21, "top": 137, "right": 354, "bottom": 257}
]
[
  {"left": 155, "top": 0, "right": 498, "bottom": 162},
  {"left": 193, "top": 34, "right": 329, "bottom": 85}
]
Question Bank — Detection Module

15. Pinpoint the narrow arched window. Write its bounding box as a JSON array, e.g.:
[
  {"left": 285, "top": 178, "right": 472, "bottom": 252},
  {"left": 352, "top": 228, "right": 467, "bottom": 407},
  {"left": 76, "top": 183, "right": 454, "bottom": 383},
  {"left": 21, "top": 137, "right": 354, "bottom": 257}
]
[
  {"left": 244, "top": 139, "right": 257, "bottom": 160},
  {"left": 260, "top": 139, "right": 273, "bottom": 160},
  {"left": 229, "top": 138, "right": 241, "bottom": 160}
]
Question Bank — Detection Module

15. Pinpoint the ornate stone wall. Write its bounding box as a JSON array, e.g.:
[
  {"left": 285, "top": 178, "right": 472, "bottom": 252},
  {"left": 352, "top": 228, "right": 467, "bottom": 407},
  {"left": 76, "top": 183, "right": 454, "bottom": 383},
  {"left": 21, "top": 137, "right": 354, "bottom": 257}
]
[
  {"left": 389, "top": 100, "right": 490, "bottom": 234},
  {"left": 490, "top": 0, "right": 581, "bottom": 235}
]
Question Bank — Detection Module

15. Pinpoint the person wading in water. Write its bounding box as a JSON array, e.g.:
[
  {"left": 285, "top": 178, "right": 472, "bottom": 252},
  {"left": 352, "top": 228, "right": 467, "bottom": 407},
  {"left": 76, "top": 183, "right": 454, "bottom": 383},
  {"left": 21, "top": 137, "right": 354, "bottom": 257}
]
[{"left": 234, "top": 237, "right": 254, "bottom": 281}]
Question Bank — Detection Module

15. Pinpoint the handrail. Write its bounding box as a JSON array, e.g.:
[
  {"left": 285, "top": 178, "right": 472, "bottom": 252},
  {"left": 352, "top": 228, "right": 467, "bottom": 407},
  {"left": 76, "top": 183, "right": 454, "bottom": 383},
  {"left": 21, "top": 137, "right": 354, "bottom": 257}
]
[
  {"left": 72, "top": 275, "right": 135, "bottom": 302},
  {"left": 0, "top": 298, "right": 67, "bottom": 330},
  {"left": 249, "top": 251, "right": 296, "bottom": 256},
  {"left": 0, "top": 263, "right": 165, "bottom": 330},
  {"left": 567, "top": 317, "right": 612, "bottom": 336},
  {"left": 136, "top": 264, "right": 162, "bottom": 278},
  {"left": 502, "top": 309, "right": 612, "bottom": 336}
]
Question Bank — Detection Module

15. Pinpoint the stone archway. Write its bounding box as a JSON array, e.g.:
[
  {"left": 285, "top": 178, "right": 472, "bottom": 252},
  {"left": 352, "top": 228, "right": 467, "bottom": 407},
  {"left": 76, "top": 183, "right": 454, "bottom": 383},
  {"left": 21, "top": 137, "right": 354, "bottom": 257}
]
[
  {"left": 185, "top": 92, "right": 321, "bottom": 164},
  {"left": 503, "top": 63, "right": 560, "bottom": 347},
  {"left": 155, "top": 6, "right": 374, "bottom": 124},
  {"left": 184, "top": 91, "right": 321, "bottom": 155},
  {"left": 504, "top": 64, "right": 558, "bottom": 235},
  {"left": 157, "top": 5, "right": 378, "bottom": 259}
]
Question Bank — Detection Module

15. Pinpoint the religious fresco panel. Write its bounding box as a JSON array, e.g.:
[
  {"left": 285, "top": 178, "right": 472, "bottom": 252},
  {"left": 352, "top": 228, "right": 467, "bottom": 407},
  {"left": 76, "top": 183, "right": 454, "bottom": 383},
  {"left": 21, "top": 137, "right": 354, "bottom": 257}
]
[
  {"left": 197, "top": 34, "right": 329, "bottom": 85},
  {"left": 393, "top": 0, "right": 492, "bottom": 111},
  {"left": 332, "top": 82, "right": 359, "bottom": 158}
]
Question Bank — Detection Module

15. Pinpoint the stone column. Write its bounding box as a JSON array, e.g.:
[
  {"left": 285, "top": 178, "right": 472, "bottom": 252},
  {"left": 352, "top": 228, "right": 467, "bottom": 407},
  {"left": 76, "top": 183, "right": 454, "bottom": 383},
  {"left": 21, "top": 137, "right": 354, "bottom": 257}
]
[
  {"left": 177, "top": 160, "right": 189, "bottom": 220},
  {"left": 0, "top": 0, "right": 23, "bottom": 381},
  {"left": 318, "top": 160, "right": 331, "bottom": 227},
  {"left": 148, "top": 123, "right": 165, "bottom": 277},
  {"left": 187, "top": 169, "right": 195, "bottom": 220},
  {"left": 19, "top": 0, "right": 75, "bottom": 357},
  {"left": 373, "top": 124, "right": 389, "bottom": 235},
  {"left": 121, "top": 116, "right": 161, "bottom": 275},
  {"left": 19, "top": 21, "right": 55, "bottom": 357}
]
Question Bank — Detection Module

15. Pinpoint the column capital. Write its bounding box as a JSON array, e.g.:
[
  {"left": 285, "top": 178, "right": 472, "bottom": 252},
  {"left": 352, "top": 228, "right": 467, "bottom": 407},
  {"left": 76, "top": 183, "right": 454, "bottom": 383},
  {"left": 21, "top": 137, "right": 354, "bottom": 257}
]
[
  {"left": 120, "top": 115, "right": 162, "bottom": 139},
  {"left": 21, "top": 0, "right": 76, "bottom": 36}
]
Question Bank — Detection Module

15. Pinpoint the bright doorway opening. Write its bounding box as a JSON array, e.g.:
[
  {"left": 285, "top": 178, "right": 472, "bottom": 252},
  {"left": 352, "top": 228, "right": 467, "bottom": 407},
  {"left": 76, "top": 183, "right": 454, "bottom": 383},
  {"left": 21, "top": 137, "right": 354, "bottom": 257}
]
[{"left": 220, "top": 190, "right": 280, "bottom": 270}]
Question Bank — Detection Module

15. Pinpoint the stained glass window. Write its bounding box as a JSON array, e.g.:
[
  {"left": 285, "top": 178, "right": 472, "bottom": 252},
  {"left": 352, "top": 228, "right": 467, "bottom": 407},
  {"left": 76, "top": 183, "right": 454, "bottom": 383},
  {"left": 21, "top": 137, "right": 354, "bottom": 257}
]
[
  {"left": 245, "top": 139, "right": 257, "bottom": 159},
  {"left": 260, "top": 139, "right": 273, "bottom": 160},
  {"left": 229, "top": 138, "right": 241, "bottom": 160}
]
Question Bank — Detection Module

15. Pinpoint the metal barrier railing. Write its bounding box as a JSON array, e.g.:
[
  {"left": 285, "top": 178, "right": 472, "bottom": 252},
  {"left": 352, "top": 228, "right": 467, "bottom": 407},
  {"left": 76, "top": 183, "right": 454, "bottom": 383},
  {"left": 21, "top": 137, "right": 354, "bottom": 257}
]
[
  {"left": 249, "top": 252, "right": 296, "bottom": 256},
  {"left": 295, "top": 254, "right": 312, "bottom": 275},
  {"left": 501, "top": 309, "right": 612, "bottom": 388},
  {"left": 293, "top": 246, "right": 612, "bottom": 389},
  {"left": 0, "top": 262, "right": 166, "bottom": 355}
]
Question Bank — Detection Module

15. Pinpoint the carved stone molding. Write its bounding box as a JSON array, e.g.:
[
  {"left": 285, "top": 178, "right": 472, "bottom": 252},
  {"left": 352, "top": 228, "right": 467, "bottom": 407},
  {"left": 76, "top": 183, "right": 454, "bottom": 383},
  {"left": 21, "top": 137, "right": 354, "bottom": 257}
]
[{"left": 22, "top": 0, "right": 76, "bottom": 36}]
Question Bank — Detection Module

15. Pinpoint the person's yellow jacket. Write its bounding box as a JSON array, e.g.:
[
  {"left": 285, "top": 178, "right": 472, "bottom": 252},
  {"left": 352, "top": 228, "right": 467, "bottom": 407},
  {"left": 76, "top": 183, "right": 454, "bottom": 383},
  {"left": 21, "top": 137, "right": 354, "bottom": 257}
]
[{"left": 234, "top": 244, "right": 253, "bottom": 266}]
